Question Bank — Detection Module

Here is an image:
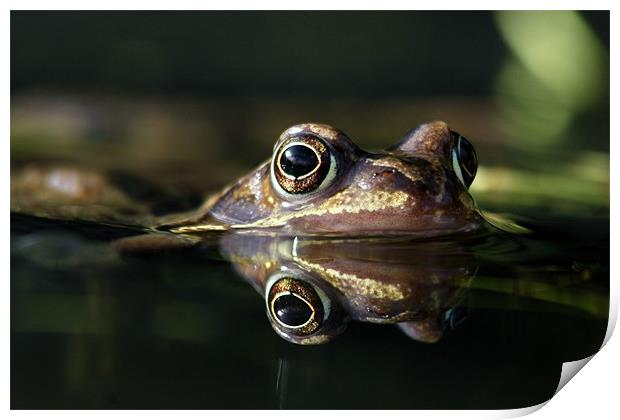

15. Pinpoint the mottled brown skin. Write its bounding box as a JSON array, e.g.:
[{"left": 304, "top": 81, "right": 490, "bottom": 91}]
[
  {"left": 161, "top": 121, "right": 483, "bottom": 237},
  {"left": 219, "top": 233, "right": 476, "bottom": 345}
]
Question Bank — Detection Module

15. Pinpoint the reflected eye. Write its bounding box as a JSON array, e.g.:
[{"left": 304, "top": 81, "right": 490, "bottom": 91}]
[
  {"left": 451, "top": 132, "right": 478, "bottom": 188},
  {"left": 266, "top": 276, "right": 329, "bottom": 335},
  {"left": 271, "top": 135, "right": 337, "bottom": 197},
  {"left": 273, "top": 293, "right": 313, "bottom": 327}
]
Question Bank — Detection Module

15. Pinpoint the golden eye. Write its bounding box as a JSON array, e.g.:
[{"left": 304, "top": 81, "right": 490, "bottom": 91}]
[
  {"left": 271, "top": 135, "right": 337, "bottom": 198},
  {"left": 265, "top": 275, "right": 330, "bottom": 336}
]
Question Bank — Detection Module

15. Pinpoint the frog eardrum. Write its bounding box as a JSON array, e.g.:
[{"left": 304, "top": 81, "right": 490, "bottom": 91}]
[
  {"left": 271, "top": 133, "right": 338, "bottom": 197},
  {"left": 266, "top": 274, "right": 330, "bottom": 336},
  {"left": 451, "top": 132, "right": 478, "bottom": 189}
]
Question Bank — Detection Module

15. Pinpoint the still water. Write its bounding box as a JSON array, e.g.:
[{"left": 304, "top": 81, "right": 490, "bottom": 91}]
[{"left": 11, "top": 208, "right": 608, "bottom": 409}]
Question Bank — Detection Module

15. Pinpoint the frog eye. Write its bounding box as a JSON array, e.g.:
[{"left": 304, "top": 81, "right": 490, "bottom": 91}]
[
  {"left": 265, "top": 274, "right": 330, "bottom": 336},
  {"left": 451, "top": 132, "right": 478, "bottom": 189},
  {"left": 271, "top": 135, "right": 337, "bottom": 198}
]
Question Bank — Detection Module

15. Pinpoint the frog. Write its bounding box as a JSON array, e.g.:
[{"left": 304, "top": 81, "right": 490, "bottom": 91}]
[
  {"left": 154, "top": 120, "right": 483, "bottom": 237},
  {"left": 12, "top": 120, "right": 483, "bottom": 238}
]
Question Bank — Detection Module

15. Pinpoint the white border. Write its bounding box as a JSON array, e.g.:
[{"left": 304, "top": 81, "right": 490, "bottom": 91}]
[{"left": 4, "top": 3, "right": 616, "bottom": 419}]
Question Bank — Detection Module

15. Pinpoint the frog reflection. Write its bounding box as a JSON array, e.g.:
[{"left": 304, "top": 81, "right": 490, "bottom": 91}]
[{"left": 219, "top": 234, "right": 477, "bottom": 345}]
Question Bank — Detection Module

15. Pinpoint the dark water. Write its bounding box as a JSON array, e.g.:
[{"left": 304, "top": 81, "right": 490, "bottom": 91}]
[{"left": 10, "top": 212, "right": 609, "bottom": 409}]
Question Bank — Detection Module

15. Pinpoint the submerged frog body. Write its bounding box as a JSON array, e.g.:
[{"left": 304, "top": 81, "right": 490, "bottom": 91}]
[{"left": 161, "top": 121, "right": 482, "bottom": 236}]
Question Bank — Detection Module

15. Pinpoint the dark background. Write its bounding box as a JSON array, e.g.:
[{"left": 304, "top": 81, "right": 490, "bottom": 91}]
[
  {"left": 11, "top": 11, "right": 609, "bottom": 97},
  {"left": 10, "top": 11, "right": 611, "bottom": 217}
]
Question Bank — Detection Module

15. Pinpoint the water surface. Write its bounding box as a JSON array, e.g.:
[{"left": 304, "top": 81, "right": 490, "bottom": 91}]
[{"left": 11, "top": 210, "right": 608, "bottom": 409}]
